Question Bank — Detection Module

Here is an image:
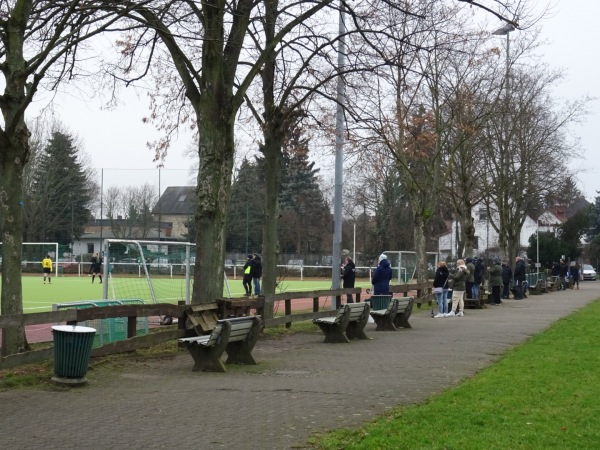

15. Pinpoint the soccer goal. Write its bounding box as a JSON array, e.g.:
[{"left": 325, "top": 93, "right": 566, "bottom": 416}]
[
  {"left": 103, "top": 239, "right": 194, "bottom": 308},
  {"left": 383, "top": 251, "right": 439, "bottom": 283},
  {"left": 0, "top": 242, "right": 59, "bottom": 274}
]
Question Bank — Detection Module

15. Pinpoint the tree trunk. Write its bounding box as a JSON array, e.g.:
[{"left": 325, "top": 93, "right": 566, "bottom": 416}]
[
  {"left": 191, "top": 97, "right": 235, "bottom": 304},
  {"left": 0, "top": 136, "right": 31, "bottom": 356},
  {"left": 0, "top": 6, "right": 32, "bottom": 354},
  {"left": 261, "top": 124, "right": 284, "bottom": 311},
  {"left": 413, "top": 211, "right": 427, "bottom": 285}
]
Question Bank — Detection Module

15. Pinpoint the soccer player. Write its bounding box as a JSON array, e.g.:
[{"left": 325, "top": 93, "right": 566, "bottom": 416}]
[
  {"left": 42, "top": 254, "right": 52, "bottom": 284},
  {"left": 91, "top": 253, "right": 103, "bottom": 283}
]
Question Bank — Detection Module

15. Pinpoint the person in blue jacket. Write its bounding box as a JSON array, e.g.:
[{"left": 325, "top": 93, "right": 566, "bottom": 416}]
[{"left": 372, "top": 254, "right": 392, "bottom": 295}]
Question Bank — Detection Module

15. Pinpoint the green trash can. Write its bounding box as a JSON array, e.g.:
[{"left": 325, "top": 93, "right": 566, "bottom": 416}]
[
  {"left": 368, "top": 295, "right": 391, "bottom": 310},
  {"left": 51, "top": 325, "right": 96, "bottom": 385}
]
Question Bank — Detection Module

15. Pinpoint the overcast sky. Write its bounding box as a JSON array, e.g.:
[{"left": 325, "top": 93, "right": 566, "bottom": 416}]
[{"left": 28, "top": 0, "right": 600, "bottom": 201}]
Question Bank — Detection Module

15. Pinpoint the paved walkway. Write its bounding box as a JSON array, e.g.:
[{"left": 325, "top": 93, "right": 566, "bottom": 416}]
[{"left": 1, "top": 283, "right": 599, "bottom": 449}]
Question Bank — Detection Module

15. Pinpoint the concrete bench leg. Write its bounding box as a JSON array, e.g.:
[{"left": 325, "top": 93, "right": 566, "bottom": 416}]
[
  {"left": 316, "top": 322, "right": 350, "bottom": 343},
  {"left": 225, "top": 319, "right": 261, "bottom": 365},
  {"left": 186, "top": 344, "right": 227, "bottom": 372},
  {"left": 346, "top": 311, "right": 370, "bottom": 340},
  {"left": 371, "top": 314, "right": 397, "bottom": 331},
  {"left": 393, "top": 302, "right": 414, "bottom": 329}
]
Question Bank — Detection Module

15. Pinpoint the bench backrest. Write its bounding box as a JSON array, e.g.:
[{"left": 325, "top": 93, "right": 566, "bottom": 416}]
[
  {"left": 219, "top": 316, "right": 261, "bottom": 343},
  {"left": 386, "top": 298, "right": 400, "bottom": 314},
  {"left": 396, "top": 297, "right": 413, "bottom": 312},
  {"left": 346, "top": 302, "right": 369, "bottom": 322},
  {"left": 204, "top": 322, "right": 225, "bottom": 347},
  {"left": 331, "top": 306, "right": 348, "bottom": 323}
]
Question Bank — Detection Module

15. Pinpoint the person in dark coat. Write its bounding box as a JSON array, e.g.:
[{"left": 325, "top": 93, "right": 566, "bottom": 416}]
[
  {"left": 250, "top": 254, "right": 262, "bottom": 296},
  {"left": 570, "top": 262, "right": 581, "bottom": 290},
  {"left": 341, "top": 257, "right": 356, "bottom": 303},
  {"left": 432, "top": 261, "right": 450, "bottom": 317},
  {"left": 488, "top": 258, "right": 503, "bottom": 305},
  {"left": 242, "top": 254, "right": 253, "bottom": 296},
  {"left": 501, "top": 259, "right": 512, "bottom": 299},
  {"left": 513, "top": 256, "right": 526, "bottom": 299},
  {"left": 371, "top": 254, "right": 392, "bottom": 295},
  {"left": 559, "top": 259, "right": 569, "bottom": 290}
]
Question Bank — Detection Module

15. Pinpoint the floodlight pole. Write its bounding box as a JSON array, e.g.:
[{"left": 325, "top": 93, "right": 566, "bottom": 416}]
[
  {"left": 492, "top": 23, "right": 515, "bottom": 258},
  {"left": 331, "top": 1, "right": 346, "bottom": 309}
]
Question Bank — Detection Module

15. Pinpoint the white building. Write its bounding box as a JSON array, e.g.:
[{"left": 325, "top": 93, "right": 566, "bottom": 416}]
[{"left": 437, "top": 204, "right": 563, "bottom": 261}]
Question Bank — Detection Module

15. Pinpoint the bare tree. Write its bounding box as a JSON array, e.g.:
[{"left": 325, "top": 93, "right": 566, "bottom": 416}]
[
  {"left": 105, "top": 184, "right": 157, "bottom": 238},
  {"left": 480, "top": 59, "right": 589, "bottom": 262},
  {"left": 0, "top": 1, "right": 131, "bottom": 355}
]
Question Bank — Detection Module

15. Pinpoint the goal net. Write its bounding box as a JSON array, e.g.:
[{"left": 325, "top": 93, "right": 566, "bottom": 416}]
[
  {"left": 104, "top": 239, "right": 194, "bottom": 306},
  {"left": 383, "top": 251, "right": 439, "bottom": 283}
]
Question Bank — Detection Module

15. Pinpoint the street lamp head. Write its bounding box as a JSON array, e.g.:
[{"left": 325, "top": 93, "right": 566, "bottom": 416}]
[{"left": 492, "top": 23, "right": 516, "bottom": 35}]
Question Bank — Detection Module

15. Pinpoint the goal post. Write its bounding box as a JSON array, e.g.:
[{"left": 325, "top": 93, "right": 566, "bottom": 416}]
[{"left": 103, "top": 239, "right": 194, "bottom": 306}]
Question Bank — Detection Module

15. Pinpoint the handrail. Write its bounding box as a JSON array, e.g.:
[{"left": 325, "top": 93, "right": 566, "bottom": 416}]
[{"left": 0, "top": 281, "right": 432, "bottom": 369}]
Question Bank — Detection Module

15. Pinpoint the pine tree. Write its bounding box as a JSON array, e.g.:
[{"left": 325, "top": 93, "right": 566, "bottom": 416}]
[
  {"left": 23, "top": 131, "right": 95, "bottom": 247},
  {"left": 226, "top": 158, "right": 264, "bottom": 253},
  {"left": 278, "top": 128, "right": 330, "bottom": 254}
]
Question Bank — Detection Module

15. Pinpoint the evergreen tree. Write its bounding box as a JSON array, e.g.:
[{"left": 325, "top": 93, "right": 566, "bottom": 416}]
[
  {"left": 278, "top": 128, "right": 330, "bottom": 255},
  {"left": 226, "top": 158, "right": 264, "bottom": 253},
  {"left": 23, "top": 131, "right": 95, "bottom": 248}
]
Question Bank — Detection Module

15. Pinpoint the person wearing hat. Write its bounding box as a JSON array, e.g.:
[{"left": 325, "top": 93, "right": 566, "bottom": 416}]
[
  {"left": 488, "top": 258, "right": 503, "bottom": 305},
  {"left": 371, "top": 254, "right": 392, "bottom": 295},
  {"left": 242, "top": 254, "right": 253, "bottom": 296},
  {"left": 341, "top": 256, "right": 356, "bottom": 303}
]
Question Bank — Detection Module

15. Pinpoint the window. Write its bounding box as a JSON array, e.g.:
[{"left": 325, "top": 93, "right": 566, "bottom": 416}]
[
  {"left": 479, "top": 208, "right": 488, "bottom": 221},
  {"left": 178, "top": 195, "right": 187, "bottom": 202},
  {"left": 87, "top": 243, "right": 94, "bottom": 253},
  {"left": 473, "top": 237, "right": 479, "bottom": 249}
]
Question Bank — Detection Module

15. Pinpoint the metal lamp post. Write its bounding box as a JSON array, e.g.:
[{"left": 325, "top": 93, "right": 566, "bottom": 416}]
[
  {"left": 492, "top": 23, "right": 515, "bottom": 258},
  {"left": 331, "top": 0, "right": 346, "bottom": 309},
  {"left": 536, "top": 218, "right": 540, "bottom": 274}
]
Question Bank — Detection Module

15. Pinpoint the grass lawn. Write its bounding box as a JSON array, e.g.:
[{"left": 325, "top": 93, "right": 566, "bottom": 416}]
[
  {"left": 9, "top": 275, "right": 373, "bottom": 313},
  {"left": 311, "top": 298, "right": 600, "bottom": 449}
]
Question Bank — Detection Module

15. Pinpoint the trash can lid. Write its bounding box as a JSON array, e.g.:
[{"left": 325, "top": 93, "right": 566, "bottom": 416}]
[{"left": 52, "top": 325, "right": 97, "bottom": 333}]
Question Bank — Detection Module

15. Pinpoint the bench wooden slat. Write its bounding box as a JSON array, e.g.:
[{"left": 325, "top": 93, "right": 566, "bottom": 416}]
[
  {"left": 392, "top": 297, "right": 414, "bottom": 329},
  {"left": 179, "top": 316, "right": 262, "bottom": 372},
  {"left": 370, "top": 298, "right": 399, "bottom": 331},
  {"left": 313, "top": 303, "right": 370, "bottom": 343}
]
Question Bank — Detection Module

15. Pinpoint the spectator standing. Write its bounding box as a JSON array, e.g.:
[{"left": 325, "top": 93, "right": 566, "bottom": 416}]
[
  {"left": 560, "top": 259, "right": 569, "bottom": 290},
  {"left": 41, "top": 254, "right": 53, "bottom": 284},
  {"left": 513, "top": 256, "right": 526, "bottom": 299},
  {"left": 465, "top": 258, "right": 475, "bottom": 299},
  {"left": 242, "top": 255, "right": 253, "bottom": 296},
  {"left": 501, "top": 259, "right": 512, "bottom": 299},
  {"left": 371, "top": 254, "right": 392, "bottom": 295},
  {"left": 432, "top": 261, "right": 450, "bottom": 318},
  {"left": 488, "top": 258, "right": 503, "bottom": 305},
  {"left": 551, "top": 262, "right": 561, "bottom": 287},
  {"left": 250, "top": 254, "right": 262, "bottom": 296},
  {"left": 448, "top": 259, "right": 468, "bottom": 317},
  {"left": 472, "top": 257, "right": 483, "bottom": 300},
  {"left": 341, "top": 257, "right": 356, "bottom": 303},
  {"left": 570, "top": 262, "right": 580, "bottom": 290}
]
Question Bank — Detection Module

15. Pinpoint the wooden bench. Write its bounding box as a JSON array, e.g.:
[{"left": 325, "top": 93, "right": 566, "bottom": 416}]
[
  {"left": 178, "top": 315, "right": 262, "bottom": 372},
  {"left": 313, "top": 302, "right": 370, "bottom": 343},
  {"left": 369, "top": 297, "right": 399, "bottom": 331},
  {"left": 464, "top": 292, "right": 485, "bottom": 308},
  {"left": 528, "top": 279, "right": 545, "bottom": 295},
  {"left": 393, "top": 297, "right": 414, "bottom": 329}
]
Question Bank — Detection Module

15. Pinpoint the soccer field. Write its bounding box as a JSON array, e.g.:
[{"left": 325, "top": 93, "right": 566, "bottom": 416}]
[{"left": 6, "top": 275, "right": 371, "bottom": 313}]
